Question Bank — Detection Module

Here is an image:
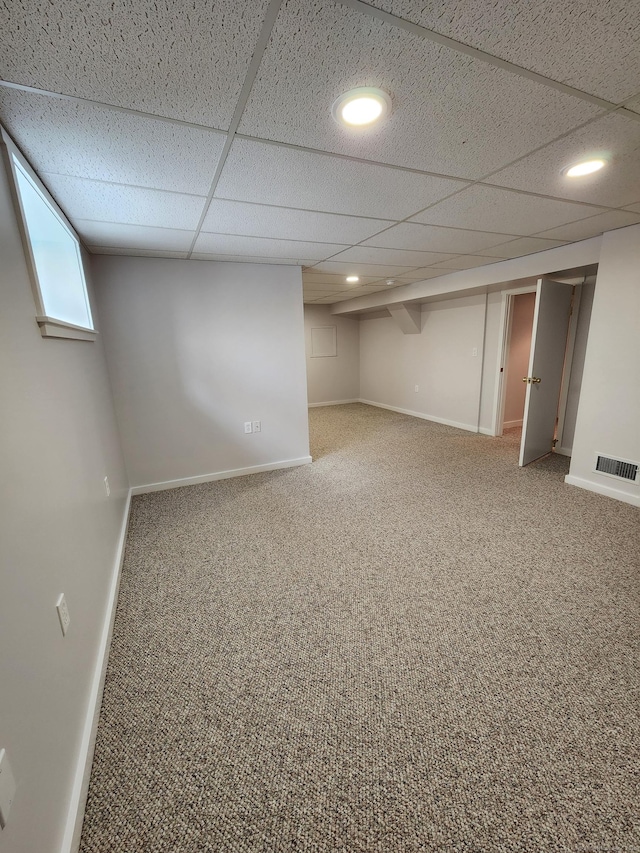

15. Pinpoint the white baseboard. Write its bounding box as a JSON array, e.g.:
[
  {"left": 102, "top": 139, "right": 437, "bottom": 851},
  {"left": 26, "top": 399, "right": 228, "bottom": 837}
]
[
  {"left": 564, "top": 474, "right": 640, "bottom": 507},
  {"left": 503, "top": 419, "right": 523, "bottom": 429},
  {"left": 358, "top": 399, "right": 478, "bottom": 434},
  {"left": 131, "top": 456, "right": 313, "bottom": 496},
  {"left": 478, "top": 427, "right": 495, "bottom": 436},
  {"left": 308, "top": 399, "right": 359, "bottom": 408},
  {"left": 554, "top": 446, "right": 572, "bottom": 457},
  {"left": 61, "top": 489, "right": 132, "bottom": 853}
]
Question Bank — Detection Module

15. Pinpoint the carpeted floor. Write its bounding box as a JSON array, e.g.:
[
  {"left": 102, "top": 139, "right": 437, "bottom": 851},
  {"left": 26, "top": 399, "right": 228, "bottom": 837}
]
[{"left": 80, "top": 404, "right": 639, "bottom": 852}]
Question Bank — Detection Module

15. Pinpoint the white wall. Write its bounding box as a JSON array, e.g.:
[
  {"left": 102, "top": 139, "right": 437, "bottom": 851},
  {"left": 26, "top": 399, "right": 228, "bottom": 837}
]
[
  {"left": 568, "top": 225, "right": 640, "bottom": 505},
  {"left": 304, "top": 304, "right": 359, "bottom": 405},
  {"left": 93, "top": 257, "right": 310, "bottom": 490},
  {"left": 359, "top": 294, "right": 486, "bottom": 431},
  {"left": 503, "top": 292, "right": 535, "bottom": 427},
  {"left": 558, "top": 279, "right": 595, "bottom": 453},
  {"left": 0, "top": 158, "right": 128, "bottom": 852}
]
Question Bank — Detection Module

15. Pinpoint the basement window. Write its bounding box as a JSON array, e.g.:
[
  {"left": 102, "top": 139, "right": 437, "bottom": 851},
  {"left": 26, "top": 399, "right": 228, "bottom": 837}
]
[{"left": 1, "top": 128, "right": 96, "bottom": 341}]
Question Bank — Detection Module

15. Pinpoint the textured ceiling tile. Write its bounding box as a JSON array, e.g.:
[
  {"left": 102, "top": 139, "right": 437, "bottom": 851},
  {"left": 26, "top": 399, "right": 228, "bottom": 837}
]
[
  {"left": 0, "top": 0, "right": 271, "bottom": 127},
  {"left": 411, "top": 185, "right": 603, "bottom": 234},
  {"left": 0, "top": 88, "right": 225, "bottom": 193},
  {"left": 192, "top": 232, "right": 345, "bottom": 261},
  {"left": 481, "top": 236, "right": 569, "bottom": 258},
  {"left": 302, "top": 273, "right": 382, "bottom": 286},
  {"left": 366, "top": 0, "right": 640, "bottom": 103},
  {"left": 237, "top": 0, "right": 601, "bottom": 178},
  {"left": 202, "top": 198, "right": 394, "bottom": 243},
  {"left": 429, "top": 255, "right": 499, "bottom": 270},
  {"left": 535, "top": 209, "right": 640, "bottom": 241},
  {"left": 310, "top": 261, "right": 415, "bottom": 276},
  {"left": 216, "top": 138, "right": 465, "bottom": 219},
  {"left": 75, "top": 221, "right": 194, "bottom": 251},
  {"left": 489, "top": 112, "right": 640, "bottom": 208},
  {"left": 327, "top": 246, "right": 454, "bottom": 267},
  {"left": 41, "top": 174, "right": 206, "bottom": 229},
  {"left": 190, "top": 254, "right": 302, "bottom": 265},
  {"left": 623, "top": 202, "right": 640, "bottom": 213},
  {"left": 626, "top": 95, "right": 640, "bottom": 114},
  {"left": 394, "top": 268, "right": 448, "bottom": 281},
  {"left": 362, "top": 222, "right": 516, "bottom": 253},
  {"left": 88, "top": 247, "right": 188, "bottom": 259}
]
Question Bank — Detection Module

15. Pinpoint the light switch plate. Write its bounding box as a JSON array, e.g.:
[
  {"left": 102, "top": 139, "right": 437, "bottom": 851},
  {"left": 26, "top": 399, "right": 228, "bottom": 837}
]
[{"left": 0, "top": 749, "right": 16, "bottom": 828}]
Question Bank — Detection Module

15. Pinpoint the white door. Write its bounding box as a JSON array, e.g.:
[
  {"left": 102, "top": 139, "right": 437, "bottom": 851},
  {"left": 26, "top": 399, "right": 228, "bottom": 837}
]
[{"left": 519, "top": 279, "right": 573, "bottom": 466}]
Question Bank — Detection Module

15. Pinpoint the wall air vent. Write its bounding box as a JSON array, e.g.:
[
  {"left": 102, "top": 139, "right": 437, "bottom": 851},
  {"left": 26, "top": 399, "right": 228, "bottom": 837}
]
[{"left": 595, "top": 455, "right": 639, "bottom": 482}]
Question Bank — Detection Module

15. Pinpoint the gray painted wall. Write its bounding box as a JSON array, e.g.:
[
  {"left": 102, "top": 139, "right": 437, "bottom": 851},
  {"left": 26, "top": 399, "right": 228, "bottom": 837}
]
[
  {"left": 304, "top": 304, "right": 359, "bottom": 405},
  {"left": 0, "top": 157, "right": 128, "bottom": 853},
  {"left": 93, "top": 257, "right": 310, "bottom": 489},
  {"left": 359, "top": 294, "right": 486, "bottom": 431},
  {"left": 568, "top": 225, "right": 640, "bottom": 503}
]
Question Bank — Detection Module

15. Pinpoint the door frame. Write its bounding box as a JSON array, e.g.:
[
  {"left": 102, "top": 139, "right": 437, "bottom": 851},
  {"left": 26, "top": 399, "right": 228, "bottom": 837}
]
[{"left": 491, "top": 284, "right": 538, "bottom": 437}]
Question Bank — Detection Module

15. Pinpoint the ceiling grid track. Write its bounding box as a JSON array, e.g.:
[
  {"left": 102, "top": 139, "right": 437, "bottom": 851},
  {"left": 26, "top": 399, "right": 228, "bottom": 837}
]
[{"left": 185, "top": 0, "right": 285, "bottom": 258}]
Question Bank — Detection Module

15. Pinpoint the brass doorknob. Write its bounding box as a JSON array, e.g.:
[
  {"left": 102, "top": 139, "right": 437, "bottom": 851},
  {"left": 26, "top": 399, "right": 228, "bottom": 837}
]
[
  {"left": 532, "top": 377, "right": 541, "bottom": 383},
  {"left": 522, "top": 376, "right": 530, "bottom": 383}
]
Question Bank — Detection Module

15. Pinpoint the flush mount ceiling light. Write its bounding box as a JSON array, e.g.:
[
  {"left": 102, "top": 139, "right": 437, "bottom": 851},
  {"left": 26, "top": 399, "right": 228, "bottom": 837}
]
[
  {"left": 332, "top": 87, "right": 391, "bottom": 128},
  {"left": 346, "top": 275, "right": 359, "bottom": 282},
  {"left": 563, "top": 158, "right": 607, "bottom": 178}
]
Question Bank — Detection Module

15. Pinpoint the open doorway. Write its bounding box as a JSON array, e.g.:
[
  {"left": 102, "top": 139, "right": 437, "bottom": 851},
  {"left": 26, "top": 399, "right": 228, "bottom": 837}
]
[
  {"left": 502, "top": 291, "right": 536, "bottom": 431},
  {"left": 493, "top": 279, "right": 581, "bottom": 467}
]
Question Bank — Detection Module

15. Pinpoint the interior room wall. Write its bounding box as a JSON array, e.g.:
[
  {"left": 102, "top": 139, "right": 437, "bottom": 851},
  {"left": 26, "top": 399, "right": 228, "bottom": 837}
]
[
  {"left": 557, "top": 279, "right": 595, "bottom": 454},
  {"left": 568, "top": 224, "right": 640, "bottom": 505},
  {"left": 0, "top": 161, "right": 128, "bottom": 853},
  {"left": 93, "top": 257, "right": 311, "bottom": 491},
  {"left": 503, "top": 292, "right": 536, "bottom": 428},
  {"left": 304, "top": 304, "right": 359, "bottom": 405},
  {"left": 359, "top": 293, "right": 486, "bottom": 431}
]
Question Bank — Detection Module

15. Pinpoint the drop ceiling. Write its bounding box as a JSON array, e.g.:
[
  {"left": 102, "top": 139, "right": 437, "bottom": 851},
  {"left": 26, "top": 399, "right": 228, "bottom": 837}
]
[{"left": 1, "top": 0, "right": 639, "bottom": 305}]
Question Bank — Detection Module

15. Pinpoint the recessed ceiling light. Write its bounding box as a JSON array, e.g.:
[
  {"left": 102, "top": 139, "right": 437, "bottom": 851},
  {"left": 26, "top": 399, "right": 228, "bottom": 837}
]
[
  {"left": 332, "top": 87, "right": 391, "bottom": 128},
  {"left": 346, "top": 275, "right": 359, "bottom": 282},
  {"left": 563, "top": 158, "right": 607, "bottom": 178}
]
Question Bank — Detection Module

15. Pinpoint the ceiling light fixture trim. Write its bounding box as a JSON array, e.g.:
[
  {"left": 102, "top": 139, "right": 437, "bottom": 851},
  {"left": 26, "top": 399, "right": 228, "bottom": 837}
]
[{"left": 332, "top": 87, "right": 392, "bottom": 128}]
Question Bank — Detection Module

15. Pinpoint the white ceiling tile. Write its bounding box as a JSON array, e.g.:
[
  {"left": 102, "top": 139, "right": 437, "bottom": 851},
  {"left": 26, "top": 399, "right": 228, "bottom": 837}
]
[
  {"left": 366, "top": 0, "right": 640, "bottom": 103},
  {"left": 535, "top": 209, "right": 640, "bottom": 241},
  {"left": 0, "top": 0, "right": 271, "bottom": 128},
  {"left": 192, "top": 232, "right": 344, "bottom": 261},
  {"left": 0, "top": 88, "right": 225, "bottom": 194},
  {"left": 216, "top": 138, "right": 465, "bottom": 219},
  {"left": 88, "top": 247, "right": 189, "bottom": 259},
  {"left": 429, "top": 255, "right": 499, "bottom": 270},
  {"left": 394, "top": 268, "right": 448, "bottom": 281},
  {"left": 302, "top": 273, "right": 382, "bottom": 287},
  {"left": 328, "top": 246, "right": 454, "bottom": 267},
  {"left": 237, "top": 0, "right": 601, "bottom": 178},
  {"left": 202, "top": 198, "right": 394, "bottom": 243},
  {"left": 622, "top": 202, "right": 640, "bottom": 213},
  {"left": 41, "top": 174, "right": 205, "bottom": 229},
  {"left": 75, "top": 221, "right": 193, "bottom": 251},
  {"left": 362, "top": 222, "right": 516, "bottom": 253},
  {"left": 481, "top": 236, "right": 569, "bottom": 258},
  {"left": 411, "top": 185, "right": 602, "bottom": 234},
  {"left": 489, "top": 112, "right": 640, "bottom": 208},
  {"left": 625, "top": 95, "right": 640, "bottom": 114},
  {"left": 310, "top": 292, "right": 375, "bottom": 303},
  {"left": 190, "top": 254, "right": 303, "bottom": 265},
  {"left": 310, "top": 262, "right": 416, "bottom": 276}
]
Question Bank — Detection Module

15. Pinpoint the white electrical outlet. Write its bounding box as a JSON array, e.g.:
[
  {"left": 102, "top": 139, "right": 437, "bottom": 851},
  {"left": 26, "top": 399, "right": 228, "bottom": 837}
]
[
  {"left": 56, "top": 594, "right": 71, "bottom": 637},
  {"left": 253, "top": 420, "right": 261, "bottom": 433},
  {"left": 472, "top": 347, "right": 478, "bottom": 357},
  {"left": 0, "top": 749, "right": 16, "bottom": 829},
  {"left": 244, "top": 422, "right": 253, "bottom": 434},
  {"left": 104, "top": 476, "right": 110, "bottom": 497},
  {"left": 414, "top": 385, "right": 419, "bottom": 393}
]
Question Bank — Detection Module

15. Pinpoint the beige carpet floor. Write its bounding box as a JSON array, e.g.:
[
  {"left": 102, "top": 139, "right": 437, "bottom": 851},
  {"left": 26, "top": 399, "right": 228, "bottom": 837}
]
[{"left": 80, "top": 404, "right": 639, "bottom": 852}]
